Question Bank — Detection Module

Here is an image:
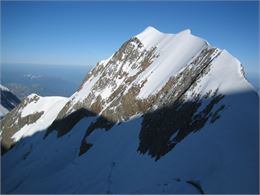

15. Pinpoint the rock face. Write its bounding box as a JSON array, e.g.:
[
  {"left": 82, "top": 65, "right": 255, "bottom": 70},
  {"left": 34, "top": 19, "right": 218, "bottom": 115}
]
[
  {"left": 1, "top": 27, "right": 259, "bottom": 194},
  {"left": 54, "top": 37, "right": 159, "bottom": 121}
]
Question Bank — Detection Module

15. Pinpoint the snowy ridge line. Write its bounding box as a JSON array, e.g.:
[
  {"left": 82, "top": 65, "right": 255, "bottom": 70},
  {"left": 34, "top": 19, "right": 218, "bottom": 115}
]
[
  {"left": 176, "top": 50, "right": 222, "bottom": 103},
  {"left": 0, "top": 84, "right": 10, "bottom": 91},
  {"left": 134, "top": 27, "right": 209, "bottom": 99},
  {"left": 0, "top": 92, "right": 69, "bottom": 144}
]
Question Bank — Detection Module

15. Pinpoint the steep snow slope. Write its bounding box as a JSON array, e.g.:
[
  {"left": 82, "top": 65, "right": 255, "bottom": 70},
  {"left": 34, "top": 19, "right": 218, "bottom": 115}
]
[
  {"left": 1, "top": 27, "right": 259, "bottom": 194},
  {"left": 0, "top": 84, "right": 20, "bottom": 117},
  {"left": 184, "top": 49, "right": 255, "bottom": 101},
  {"left": 135, "top": 27, "right": 208, "bottom": 98}
]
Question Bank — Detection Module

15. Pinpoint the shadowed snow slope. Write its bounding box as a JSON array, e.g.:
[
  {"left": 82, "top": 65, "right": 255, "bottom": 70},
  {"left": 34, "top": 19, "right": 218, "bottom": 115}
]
[
  {"left": 0, "top": 84, "right": 20, "bottom": 118},
  {"left": 1, "top": 27, "right": 259, "bottom": 194}
]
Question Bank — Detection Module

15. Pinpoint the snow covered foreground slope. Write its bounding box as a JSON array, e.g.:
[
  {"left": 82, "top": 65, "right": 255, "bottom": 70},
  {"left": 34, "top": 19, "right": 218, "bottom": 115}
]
[{"left": 1, "top": 27, "right": 259, "bottom": 194}]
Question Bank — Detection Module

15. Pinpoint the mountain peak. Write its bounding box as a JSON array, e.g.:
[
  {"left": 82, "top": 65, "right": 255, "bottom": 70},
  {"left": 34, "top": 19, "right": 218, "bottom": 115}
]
[
  {"left": 135, "top": 26, "right": 163, "bottom": 49},
  {"left": 178, "top": 29, "right": 191, "bottom": 34},
  {"left": 143, "top": 26, "right": 160, "bottom": 33},
  {"left": 136, "top": 27, "right": 197, "bottom": 50}
]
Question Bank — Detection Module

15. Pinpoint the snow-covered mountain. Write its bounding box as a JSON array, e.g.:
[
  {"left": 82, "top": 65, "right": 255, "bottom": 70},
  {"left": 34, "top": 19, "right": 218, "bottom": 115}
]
[
  {"left": 0, "top": 84, "right": 20, "bottom": 118},
  {"left": 1, "top": 93, "right": 68, "bottom": 153},
  {"left": 1, "top": 27, "right": 259, "bottom": 194}
]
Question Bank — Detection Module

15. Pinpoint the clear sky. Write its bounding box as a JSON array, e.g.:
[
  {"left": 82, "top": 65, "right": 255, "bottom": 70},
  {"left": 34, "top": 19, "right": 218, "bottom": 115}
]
[{"left": 1, "top": 1, "right": 259, "bottom": 82}]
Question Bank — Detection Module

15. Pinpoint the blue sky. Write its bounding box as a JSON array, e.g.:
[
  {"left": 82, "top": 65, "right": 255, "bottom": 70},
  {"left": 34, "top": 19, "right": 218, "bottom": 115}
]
[{"left": 1, "top": 1, "right": 259, "bottom": 82}]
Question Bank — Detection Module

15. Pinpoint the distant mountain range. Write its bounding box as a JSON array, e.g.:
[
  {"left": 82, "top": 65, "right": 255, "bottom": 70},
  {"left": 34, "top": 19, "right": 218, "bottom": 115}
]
[{"left": 1, "top": 27, "right": 259, "bottom": 194}]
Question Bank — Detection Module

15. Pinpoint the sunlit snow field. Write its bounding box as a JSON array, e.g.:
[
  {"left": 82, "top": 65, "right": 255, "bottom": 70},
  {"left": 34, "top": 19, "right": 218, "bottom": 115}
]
[{"left": 1, "top": 64, "right": 90, "bottom": 98}]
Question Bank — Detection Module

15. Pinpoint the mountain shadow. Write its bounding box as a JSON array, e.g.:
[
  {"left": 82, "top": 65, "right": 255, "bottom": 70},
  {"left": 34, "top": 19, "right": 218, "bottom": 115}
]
[
  {"left": 1, "top": 90, "right": 259, "bottom": 194},
  {"left": 138, "top": 90, "right": 225, "bottom": 160},
  {"left": 2, "top": 89, "right": 258, "bottom": 163},
  {"left": 3, "top": 89, "right": 226, "bottom": 160},
  {"left": 44, "top": 108, "right": 116, "bottom": 156},
  {"left": 0, "top": 89, "right": 21, "bottom": 111},
  {"left": 41, "top": 88, "right": 227, "bottom": 160},
  {"left": 45, "top": 108, "right": 96, "bottom": 138}
]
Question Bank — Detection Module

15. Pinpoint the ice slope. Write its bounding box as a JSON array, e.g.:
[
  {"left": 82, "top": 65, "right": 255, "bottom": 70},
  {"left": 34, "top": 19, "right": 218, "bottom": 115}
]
[{"left": 11, "top": 94, "right": 68, "bottom": 142}]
